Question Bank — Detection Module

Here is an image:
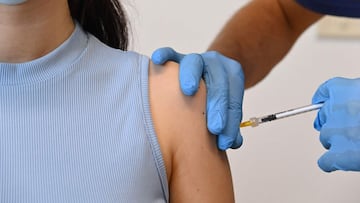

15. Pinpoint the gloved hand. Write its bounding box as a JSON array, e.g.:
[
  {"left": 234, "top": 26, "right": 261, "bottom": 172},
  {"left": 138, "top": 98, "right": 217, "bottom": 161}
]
[
  {"left": 312, "top": 77, "right": 360, "bottom": 172},
  {"left": 152, "top": 47, "right": 244, "bottom": 150}
]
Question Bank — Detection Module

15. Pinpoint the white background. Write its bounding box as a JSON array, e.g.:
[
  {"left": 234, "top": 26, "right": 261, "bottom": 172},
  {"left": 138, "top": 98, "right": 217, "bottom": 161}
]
[{"left": 124, "top": 0, "right": 360, "bottom": 202}]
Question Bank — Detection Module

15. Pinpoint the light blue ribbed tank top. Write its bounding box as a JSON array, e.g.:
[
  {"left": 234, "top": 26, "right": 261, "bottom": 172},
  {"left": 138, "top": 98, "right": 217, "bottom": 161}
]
[{"left": 0, "top": 24, "right": 168, "bottom": 202}]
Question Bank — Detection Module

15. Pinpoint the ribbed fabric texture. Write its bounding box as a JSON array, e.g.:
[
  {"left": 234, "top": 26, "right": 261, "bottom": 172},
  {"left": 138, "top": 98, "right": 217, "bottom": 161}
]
[
  {"left": 296, "top": 0, "right": 360, "bottom": 17},
  {"left": 0, "top": 24, "right": 168, "bottom": 202}
]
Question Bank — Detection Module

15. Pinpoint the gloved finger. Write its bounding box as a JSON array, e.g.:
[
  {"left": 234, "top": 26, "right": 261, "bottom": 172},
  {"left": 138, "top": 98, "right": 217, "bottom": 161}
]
[
  {"left": 206, "top": 84, "right": 228, "bottom": 135},
  {"left": 318, "top": 150, "right": 360, "bottom": 172},
  {"left": 179, "top": 54, "right": 204, "bottom": 96},
  {"left": 313, "top": 101, "right": 329, "bottom": 131},
  {"left": 319, "top": 128, "right": 333, "bottom": 149},
  {"left": 312, "top": 81, "right": 331, "bottom": 131},
  {"left": 201, "top": 53, "right": 229, "bottom": 135},
  {"left": 318, "top": 135, "right": 357, "bottom": 171},
  {"left": 218, "top": 110, "right": 243, "bottom": 150},
  {"left": 217, "top": 105, "right": 242, "bottom": 150},
  {"left": 151, "top": 47, "right": 185, "bottom": 64},
  {"left": 231, "top": 131, "right": 243, "bottom": 149},
  {"left": 226, "top": 57, "right": 244, "bottom": 149},
  {"left": 318, "top": 151, "right": 341, "bottom": 172}
]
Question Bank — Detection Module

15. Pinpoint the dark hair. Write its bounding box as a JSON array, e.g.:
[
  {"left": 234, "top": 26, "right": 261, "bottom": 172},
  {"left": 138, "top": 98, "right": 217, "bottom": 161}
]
[{"left": 68, "top": 0, "right": 129, "bottom": 50}]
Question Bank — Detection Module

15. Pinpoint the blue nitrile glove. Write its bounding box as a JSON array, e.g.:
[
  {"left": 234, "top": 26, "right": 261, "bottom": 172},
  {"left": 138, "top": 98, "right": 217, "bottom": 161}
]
[
  {"left": 312, "top": 77, "right": 360, "bottom": 172},
  {"left": 152, "top": 47, "right": 244, "bottom": 150}
]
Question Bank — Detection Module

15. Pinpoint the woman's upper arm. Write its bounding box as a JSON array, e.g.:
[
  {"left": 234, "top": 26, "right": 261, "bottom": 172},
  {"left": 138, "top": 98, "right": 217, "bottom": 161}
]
[{"left": 149, "top": 61, "right": 234, "bottom": 203}]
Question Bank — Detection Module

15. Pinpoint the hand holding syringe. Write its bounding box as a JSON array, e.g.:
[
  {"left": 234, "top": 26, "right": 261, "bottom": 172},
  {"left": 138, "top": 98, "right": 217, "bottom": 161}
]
[{"left": 240, "top": 103, "right": 324, "bottom": 128}]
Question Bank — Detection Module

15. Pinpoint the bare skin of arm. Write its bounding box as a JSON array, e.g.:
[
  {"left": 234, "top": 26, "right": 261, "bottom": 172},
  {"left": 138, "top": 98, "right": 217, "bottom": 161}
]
[
  {"left": 149, "top": 61, "right": 234, "bottom": 203},
  {"left": 209, "top": 0, "right": 323, "bottom": 89}
]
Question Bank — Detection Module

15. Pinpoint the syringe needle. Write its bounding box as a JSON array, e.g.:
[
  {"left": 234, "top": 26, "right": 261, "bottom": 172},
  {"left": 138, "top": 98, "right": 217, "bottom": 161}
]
[{"left": 240, "top": 103, "right": 324, "bottom": 128}]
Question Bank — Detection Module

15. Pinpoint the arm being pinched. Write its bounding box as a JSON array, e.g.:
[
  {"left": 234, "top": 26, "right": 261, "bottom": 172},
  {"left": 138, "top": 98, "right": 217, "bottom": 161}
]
[{"left": 149, "top": 61, "right": 234, "bottom": 202}]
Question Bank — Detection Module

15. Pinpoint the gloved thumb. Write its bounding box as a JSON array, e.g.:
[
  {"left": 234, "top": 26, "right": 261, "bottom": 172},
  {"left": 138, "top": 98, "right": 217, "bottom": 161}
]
[{"left": 151, "top": 47, "right": 185, "bottom": 64}]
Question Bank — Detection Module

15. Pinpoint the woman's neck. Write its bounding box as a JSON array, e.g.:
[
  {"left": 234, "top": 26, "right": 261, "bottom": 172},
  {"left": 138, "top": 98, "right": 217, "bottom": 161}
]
[{"left": 0, "top": 1, "right": 74, "bottom": 63}]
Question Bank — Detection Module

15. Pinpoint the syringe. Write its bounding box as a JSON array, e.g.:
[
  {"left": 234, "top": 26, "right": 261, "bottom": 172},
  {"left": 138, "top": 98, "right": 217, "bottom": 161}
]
[{"left": 240, "top": 103, "right": 324, "bottom": 128}]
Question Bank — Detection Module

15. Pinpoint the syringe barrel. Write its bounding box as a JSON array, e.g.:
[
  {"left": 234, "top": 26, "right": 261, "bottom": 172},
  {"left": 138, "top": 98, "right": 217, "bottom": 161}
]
[{"left": 275, "top": 103, "right": 323, "bottom": 119}]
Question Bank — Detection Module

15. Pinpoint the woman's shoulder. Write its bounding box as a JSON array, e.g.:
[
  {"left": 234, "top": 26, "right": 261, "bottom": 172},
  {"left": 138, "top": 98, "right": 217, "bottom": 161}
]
[{"left": 87, "top": 33, "right": 148, "bottom": 63}]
